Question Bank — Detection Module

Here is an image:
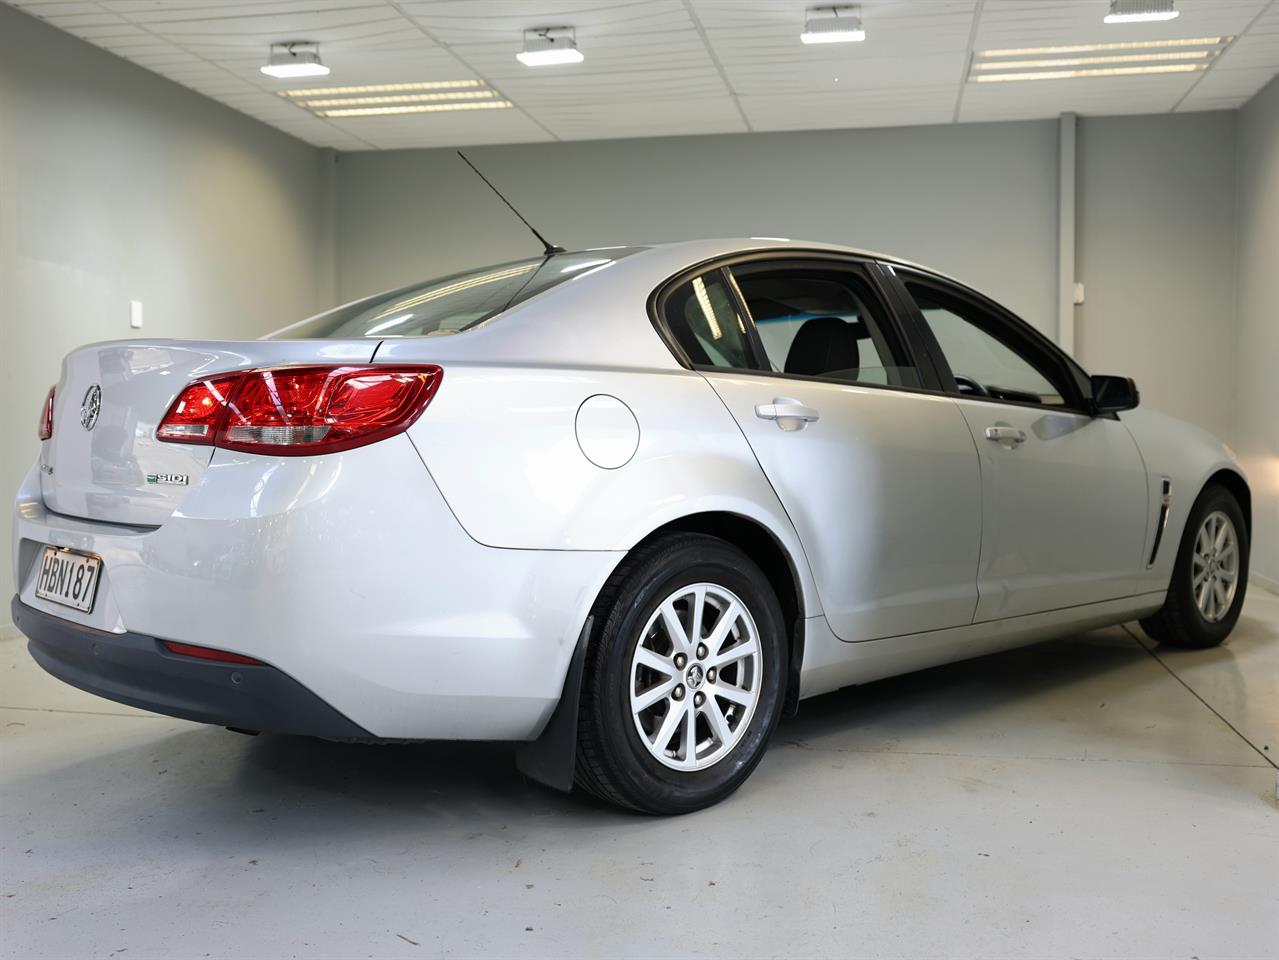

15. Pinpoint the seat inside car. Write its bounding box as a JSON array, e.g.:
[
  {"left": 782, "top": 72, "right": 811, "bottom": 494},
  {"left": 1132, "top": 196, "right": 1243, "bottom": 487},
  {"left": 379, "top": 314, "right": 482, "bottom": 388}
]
[{"left": 784, "top": 315, "right": 862, "bottom": 379}]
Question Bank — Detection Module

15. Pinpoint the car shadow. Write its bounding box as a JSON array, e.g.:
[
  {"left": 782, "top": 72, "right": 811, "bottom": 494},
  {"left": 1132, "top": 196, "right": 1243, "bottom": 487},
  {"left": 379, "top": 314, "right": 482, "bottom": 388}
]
[
  {"left": 227, "top": 623, "right": 1193, "bottom": 815},
  {"left": 8, "top": 620, "right": 1251, "bottom": 854},
  {"left": 778, "top": 627, "right": 1151, "bottom": 742}
]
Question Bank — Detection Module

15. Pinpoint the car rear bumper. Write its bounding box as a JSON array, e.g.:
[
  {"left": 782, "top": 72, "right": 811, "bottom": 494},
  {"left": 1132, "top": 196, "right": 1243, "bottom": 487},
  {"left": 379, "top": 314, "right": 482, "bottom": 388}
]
[
  {"left": 13, "top": 596, "right": 371, "bottom": 738},
  {"left": 12, "top": 438, "right": 622, "bottom": 740}
]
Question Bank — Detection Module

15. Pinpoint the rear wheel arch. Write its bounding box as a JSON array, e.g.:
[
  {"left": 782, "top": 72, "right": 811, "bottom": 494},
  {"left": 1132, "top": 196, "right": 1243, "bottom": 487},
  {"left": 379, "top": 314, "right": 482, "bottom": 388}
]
[
  {"left": 628, "top": 512, "right": 805, "bottom": 716},
  {"left": 515, "top": 510, "right": 807, "bottom": 794}
]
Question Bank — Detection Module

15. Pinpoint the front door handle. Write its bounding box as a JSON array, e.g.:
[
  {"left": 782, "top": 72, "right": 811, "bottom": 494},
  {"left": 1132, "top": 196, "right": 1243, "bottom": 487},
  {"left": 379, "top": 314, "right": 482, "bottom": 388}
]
[
  {"left": 755, "top": 397, "right": 820, "bottom": 430},
  {"left": 985, "top": 425, "right": 1027, "bottom": 445}
]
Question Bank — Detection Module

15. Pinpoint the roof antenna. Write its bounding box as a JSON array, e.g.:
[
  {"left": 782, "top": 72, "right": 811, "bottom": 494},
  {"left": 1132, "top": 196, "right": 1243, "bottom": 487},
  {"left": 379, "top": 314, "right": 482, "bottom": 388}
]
[{"left": 456, "top": 151, "right": 564, "bottom": 256}]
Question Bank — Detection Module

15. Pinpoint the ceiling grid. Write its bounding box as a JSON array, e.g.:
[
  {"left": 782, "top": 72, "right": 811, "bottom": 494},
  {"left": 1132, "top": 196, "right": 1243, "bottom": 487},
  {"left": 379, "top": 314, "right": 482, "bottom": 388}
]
[{"left": 7, "top": 0, "right": 1277, "bottom": 149}]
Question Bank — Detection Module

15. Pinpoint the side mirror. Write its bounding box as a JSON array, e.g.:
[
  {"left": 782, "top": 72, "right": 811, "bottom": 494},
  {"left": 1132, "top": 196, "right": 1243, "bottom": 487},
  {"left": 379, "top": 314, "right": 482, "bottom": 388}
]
[{"left": 1090, "top": 374, "right": 1139, "bottom": 414}]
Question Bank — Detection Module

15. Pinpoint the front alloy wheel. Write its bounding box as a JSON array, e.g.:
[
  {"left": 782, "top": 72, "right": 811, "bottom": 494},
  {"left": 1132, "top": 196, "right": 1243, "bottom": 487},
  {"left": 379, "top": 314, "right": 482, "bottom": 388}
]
[
  {"left": 575, "top": 534, "right": 786, "bottom": 814},
  {"left": 1141, "top": 483, "right": 1249, "bottom": 648},
  {"left": 1190, "top": 510, "right": 1240, "bottom": 623}
]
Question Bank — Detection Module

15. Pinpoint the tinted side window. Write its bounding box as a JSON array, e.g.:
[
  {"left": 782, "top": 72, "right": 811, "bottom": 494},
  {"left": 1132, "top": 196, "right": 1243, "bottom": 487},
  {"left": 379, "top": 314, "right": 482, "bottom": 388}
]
[
  {"left": 904, "top": 282, "right": 1071, "bottom": 407},
  {"left": 663, "top": 270, "right": 756, "bottom": 369},
  {"left": 730, "top": 263, "right": 919, "bottom": 388}
]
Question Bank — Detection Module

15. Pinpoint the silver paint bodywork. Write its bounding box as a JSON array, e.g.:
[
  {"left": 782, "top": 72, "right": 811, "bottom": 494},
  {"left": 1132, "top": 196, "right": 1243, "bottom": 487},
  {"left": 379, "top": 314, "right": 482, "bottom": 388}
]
[{"left": 12, "top": 238, "right": 1248, "bottom": 739}]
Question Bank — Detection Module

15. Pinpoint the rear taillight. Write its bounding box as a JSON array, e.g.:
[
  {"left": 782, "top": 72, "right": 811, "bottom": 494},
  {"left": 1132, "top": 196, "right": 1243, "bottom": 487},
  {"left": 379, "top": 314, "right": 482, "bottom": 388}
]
[
  {"left": 155, "top": 375, "right": 240, "bottom": 444},
  {"left": 38, "top": 386, "right": 55, "bottom": 441},
  {"left": 157, "top": 365, "right": 442, "bottom": 456}
]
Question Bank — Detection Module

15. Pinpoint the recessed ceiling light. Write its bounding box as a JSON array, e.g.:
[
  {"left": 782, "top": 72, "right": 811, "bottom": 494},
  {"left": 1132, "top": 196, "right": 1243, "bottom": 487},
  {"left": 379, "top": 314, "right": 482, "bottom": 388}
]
[
  {"left": 517, "top": 27, "right": 584, "bottom": 66},
  {"left": 278, "top": 79, "right": 507, "bottom": 118},
  {"left": 260, "top": 42, "right": 329, "bottom": 79},
  {"left": 972, "top": 63, "right": 1204, "bottom": 82},
  {"left": 977, "top": 37, "right": 1224, "bottom": 57},
  {"left": 316, "top": 101, "right": 514, "bottom": 118},
  {"left": 297, "top": 91, "right": 499, "bottom": 108},
  {"left": 801, "top": 5, "right": 865, "bottom": 44},
  {"left": 971, "top": 50, "right": 1212, "bottom": 70},
  {"left": 1104, "top": 0, "right": 1180, "bottom": 24},
  {"left": 279, "top": 80, "right": 484, "bottom": 98},
  {"left": 970, "top": 35, "right": 1230, "bottom": 83}
]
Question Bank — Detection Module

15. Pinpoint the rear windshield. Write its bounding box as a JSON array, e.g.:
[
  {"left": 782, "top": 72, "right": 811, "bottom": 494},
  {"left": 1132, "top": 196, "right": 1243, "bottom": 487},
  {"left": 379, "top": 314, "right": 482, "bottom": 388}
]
[{"left": 267, "top": 250, "right": 640, "bottom": 340}]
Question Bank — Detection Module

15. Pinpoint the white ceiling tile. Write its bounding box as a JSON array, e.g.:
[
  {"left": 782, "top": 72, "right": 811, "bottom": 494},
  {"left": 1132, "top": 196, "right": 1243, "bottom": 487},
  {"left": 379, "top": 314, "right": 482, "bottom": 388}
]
[{"left": 6, "top": 0, "right": 1277, "bottom": 149}]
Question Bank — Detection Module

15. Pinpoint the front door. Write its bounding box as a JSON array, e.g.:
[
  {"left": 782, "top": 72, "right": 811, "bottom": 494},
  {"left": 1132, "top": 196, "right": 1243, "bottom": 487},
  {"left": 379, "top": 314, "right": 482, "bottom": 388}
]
[{"left": 895, "top": 273, "right": 1149, "bottom": 621}]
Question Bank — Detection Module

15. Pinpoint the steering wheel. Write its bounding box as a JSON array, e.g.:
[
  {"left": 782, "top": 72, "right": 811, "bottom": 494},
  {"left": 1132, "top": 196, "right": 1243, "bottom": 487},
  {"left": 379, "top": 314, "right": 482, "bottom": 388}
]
[{"left": 953, "top": 374, "right": 991, "bottom": 398}]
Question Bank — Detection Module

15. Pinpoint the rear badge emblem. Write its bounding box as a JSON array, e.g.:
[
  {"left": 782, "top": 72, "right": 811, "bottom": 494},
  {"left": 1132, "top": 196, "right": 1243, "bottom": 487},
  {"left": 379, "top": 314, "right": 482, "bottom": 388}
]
[
  {"left": 80, "top": 384, "right": 101, "bottom": 431},
  {"left": 146, "top": 473, "right": 189, "bottom": 486}
]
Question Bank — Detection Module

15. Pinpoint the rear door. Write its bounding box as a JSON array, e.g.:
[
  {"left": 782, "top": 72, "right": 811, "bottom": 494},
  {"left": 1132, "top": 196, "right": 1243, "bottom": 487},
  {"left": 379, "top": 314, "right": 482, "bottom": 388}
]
[
  {"left": 889, "top": 269, "right": 1149, "bottom": 621},
  {"left": 656, "top": 256, "right": 982, "bottom": 643}
]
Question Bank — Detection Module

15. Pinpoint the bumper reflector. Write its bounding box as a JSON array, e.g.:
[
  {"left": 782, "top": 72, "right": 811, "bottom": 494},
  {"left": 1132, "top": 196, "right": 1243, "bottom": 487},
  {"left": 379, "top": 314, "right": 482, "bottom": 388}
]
[{"left": 161, "top": 641, "right": 264, "bottom": 666}]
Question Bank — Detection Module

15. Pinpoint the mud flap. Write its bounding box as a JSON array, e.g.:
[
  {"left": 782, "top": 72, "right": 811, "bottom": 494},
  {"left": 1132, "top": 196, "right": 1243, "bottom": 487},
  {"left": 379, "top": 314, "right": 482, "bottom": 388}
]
[{"left": 515, "top": 616, "right": 593, "bottom": 792}]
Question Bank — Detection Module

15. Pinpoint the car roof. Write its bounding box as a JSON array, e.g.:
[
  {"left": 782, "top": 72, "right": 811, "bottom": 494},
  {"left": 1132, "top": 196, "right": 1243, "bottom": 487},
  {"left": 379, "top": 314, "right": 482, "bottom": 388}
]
[
  {"left": 563, "top": 238, "right": 964, "bottom": 288},
  {"left": 371, "top": 238, "right": 975, "bottom": 371}
]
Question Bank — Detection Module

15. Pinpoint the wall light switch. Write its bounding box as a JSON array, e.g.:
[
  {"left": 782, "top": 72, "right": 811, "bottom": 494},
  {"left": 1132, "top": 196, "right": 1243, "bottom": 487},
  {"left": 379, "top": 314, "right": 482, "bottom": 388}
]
[
  {"left": 129, "top": 300, "right": 143, "bottom": 329},
  {"left": 1072, "top": 282, "right": 1085, "bottom": 306}
]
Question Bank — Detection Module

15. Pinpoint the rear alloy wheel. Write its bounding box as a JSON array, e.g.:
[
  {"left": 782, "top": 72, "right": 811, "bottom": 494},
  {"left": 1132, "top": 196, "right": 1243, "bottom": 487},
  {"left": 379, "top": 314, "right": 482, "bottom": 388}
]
[
  {"left": 575, "top": 534, "right": 786, "bottom": 814},
  {"left": 629, "top": 583, "right": 763, "bottom": 772},
  {"left": 1140, "top": 485, "right": 1249, "bottom": 648}
]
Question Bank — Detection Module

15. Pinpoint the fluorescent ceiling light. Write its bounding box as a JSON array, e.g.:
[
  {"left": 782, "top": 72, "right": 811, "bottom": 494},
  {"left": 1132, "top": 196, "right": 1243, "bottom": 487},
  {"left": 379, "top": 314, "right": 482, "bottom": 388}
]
[
  {"left": 279, "top": 79, "right": 506, "bottom": 119},
  {"left": 971, "top": 34, "right": 1230, "bottom": 83},
  {"left": 517, "top": 27, "right": 584, "bottom": 66},
  {"left": 976, "top": 37, "right": 1225, "bottom": 57},
  {"left": 1105, "top": 0, "right": 1179, "bottom": 23},
  {"left": 801, "top": 5, "right": 865, "bottom": 44},
  {"left": 972, "top": 50, "right": 1212, "bottom": 69},
  {"left": 316, "top": 101, "right": 513, "bottom": 117},
  {"left": 298, "top": 91, "right": 498, "bottom": 108},
  {"left": 973, "top": 63, "right": 1205, "bottom": 82},
  {"left": 280, "top": 80, "right": 483, "bottom": 98},
  {"left": 260, "top": 42, "right": 329, "bottom": 79}
]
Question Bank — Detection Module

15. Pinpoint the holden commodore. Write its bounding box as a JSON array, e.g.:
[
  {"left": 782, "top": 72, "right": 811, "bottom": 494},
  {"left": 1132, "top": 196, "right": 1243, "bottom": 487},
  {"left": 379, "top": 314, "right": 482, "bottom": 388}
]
[{"left": 11, "top": 239, "right": 1250, "bottom": 814}]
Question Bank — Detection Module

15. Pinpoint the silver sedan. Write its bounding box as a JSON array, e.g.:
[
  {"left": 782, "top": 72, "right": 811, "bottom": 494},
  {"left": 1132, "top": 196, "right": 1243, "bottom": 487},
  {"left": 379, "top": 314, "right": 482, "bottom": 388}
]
[{"left": 13, "top": 239, "right": 1250, "bottom": 814}]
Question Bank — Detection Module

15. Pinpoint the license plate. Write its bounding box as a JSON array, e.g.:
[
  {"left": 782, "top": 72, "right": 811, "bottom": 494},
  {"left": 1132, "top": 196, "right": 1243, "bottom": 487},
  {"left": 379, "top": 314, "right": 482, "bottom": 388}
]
[{"left": 34, "top": 546, "right": 103, "bottom": 614}]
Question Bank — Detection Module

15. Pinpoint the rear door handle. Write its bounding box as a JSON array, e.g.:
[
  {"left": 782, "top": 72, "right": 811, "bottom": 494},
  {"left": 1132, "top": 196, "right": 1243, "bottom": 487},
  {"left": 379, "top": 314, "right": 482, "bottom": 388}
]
[
  {"left": 755, "top": 397, "right": 820, "bottom": 428},
  {"left": 984, "top": 425, "right": 1026, "bottom": 445}
]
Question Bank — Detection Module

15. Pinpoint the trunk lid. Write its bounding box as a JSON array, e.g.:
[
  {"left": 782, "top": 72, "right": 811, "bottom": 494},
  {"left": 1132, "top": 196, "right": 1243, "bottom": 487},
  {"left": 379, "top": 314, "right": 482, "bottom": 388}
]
[{"left": 40, "top": 339, "right": 378, "bottom": 526}]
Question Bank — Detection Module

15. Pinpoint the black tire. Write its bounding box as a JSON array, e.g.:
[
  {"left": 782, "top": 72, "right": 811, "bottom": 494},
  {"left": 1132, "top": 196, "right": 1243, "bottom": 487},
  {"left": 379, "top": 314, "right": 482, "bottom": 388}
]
[
  {"left": 1140, "top": 484, "right": 1249, "bottom": 648},
  {"left": 574, "top": 533, "right": 787, "bottom": 814}
]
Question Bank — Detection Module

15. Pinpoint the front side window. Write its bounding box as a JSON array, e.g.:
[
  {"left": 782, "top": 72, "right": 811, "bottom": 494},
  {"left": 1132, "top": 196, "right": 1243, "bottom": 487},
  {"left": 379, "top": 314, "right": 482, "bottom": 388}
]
[
  {"left": 904, "top": 281, "right": 1072, "bottom": 407},
  {"left": 730, "top": 263, "right": 919, "bottom": 388},
  {"left": 662, "top": 271, "right": 756, "bottom": 369}
]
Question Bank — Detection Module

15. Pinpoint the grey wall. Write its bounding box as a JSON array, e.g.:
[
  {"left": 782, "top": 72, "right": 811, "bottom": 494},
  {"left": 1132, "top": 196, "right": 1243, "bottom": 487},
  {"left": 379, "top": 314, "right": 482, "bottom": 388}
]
[
  {"left": 335, "top": 115, "right": 1242, "bottom": 442},
  {"left": 1234, "top": 75, "right": 1279, "bottom": 588},
  {"left": 335, "top": 122, "right": 1061, "bottom": 335},
  {"left": 0, "top": 5, "right": 333, "bottom": 626},
  {"left": 1076, "top": 112, "right": 1239, "bottom": 445}
]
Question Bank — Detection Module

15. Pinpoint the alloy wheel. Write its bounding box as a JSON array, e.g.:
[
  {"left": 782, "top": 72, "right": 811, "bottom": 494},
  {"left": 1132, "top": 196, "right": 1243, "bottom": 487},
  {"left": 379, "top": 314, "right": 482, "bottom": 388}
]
[
  {"left": 628, "top": 583, "right": 762, "bottom": 771},
  {"left": 1192, "top": 510, "right": 1239, "bottom": 623}
]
